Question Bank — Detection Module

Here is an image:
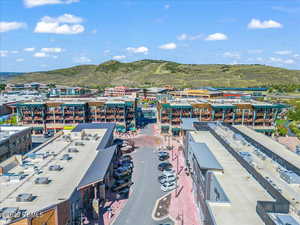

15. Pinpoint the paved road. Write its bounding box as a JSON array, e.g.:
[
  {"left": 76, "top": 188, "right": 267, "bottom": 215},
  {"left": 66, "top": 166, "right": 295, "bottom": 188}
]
[
  {"left": 112, "top": 125, "right": 174, "bottom": 225},
  {"left": 32, "top": 135, "right": 51, "bottom": 148}
]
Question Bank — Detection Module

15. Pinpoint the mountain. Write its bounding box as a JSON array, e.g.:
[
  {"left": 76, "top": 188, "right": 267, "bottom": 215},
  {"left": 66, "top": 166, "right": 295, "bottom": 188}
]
[
  {"left": 0, "top": 72, "right": 25, "bottom": 80},
  {"left": 9, "top": 60, "right": 300, "bottom": 88}
]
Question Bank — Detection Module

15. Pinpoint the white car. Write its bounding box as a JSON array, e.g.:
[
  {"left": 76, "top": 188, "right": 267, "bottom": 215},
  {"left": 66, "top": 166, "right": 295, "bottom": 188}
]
[
  {"left": 161, "top": 182, "right": 177, "bottom": 192},
  {"left": 158, "top": 174, "right": 177, "bottom": 184}
]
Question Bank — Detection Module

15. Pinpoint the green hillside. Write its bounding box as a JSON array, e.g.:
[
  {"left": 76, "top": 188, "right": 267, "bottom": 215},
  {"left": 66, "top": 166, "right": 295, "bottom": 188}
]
[{"left": 10, "top": 59, "right": 300, "bottom": 88}]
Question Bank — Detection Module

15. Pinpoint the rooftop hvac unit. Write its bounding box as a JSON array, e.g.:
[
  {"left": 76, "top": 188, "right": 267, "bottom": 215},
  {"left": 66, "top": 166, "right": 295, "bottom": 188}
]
[
  {"left": 49, "top": 165, "right": 63, "bottom": 171},
  {"left": 34, "top": 177, "right": 50, "bottom": 184},
  {"left": 0, "top": 207, "right": 20, "bottom": 219},
  {"left": 68, "top": 147, "right": 79, "bottom": 153},
  {"left": 75, "top": 142, "right": 84, "bottom": 146},
  {"left": 16, "top": 193, "right": 34, "bottom": 202},
  {"left": 61, "top": 154, "right": 72, "bottom": 161}
]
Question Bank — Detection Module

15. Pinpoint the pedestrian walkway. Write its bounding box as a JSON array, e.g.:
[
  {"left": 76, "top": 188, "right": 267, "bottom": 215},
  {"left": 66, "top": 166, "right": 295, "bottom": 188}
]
[{"left": 165, "top": 137, "right": 202, "bottom": 225}]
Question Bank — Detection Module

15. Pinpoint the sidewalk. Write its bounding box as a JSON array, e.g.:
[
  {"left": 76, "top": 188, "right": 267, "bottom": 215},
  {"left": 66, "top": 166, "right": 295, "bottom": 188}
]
[{"left": 166, "top": 137, "right": 202, "bottom": 225}]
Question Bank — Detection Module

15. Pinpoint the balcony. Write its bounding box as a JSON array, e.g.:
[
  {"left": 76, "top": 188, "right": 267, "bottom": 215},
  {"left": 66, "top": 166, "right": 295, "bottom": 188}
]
[
  {"left": 256, "top": 112, "right": 264, "bottom": 117},
  {"left": 214, "top": 112, "right": 223, "bottom": 117},
  {"left": 201, "top": 117, "right": 211, "bottom": 121},
  {"left": 64, "top": 111, "right": 73, "bottom": 114},
  {"left": 224, "top": 119, "right": 234, "bottom": 123}
]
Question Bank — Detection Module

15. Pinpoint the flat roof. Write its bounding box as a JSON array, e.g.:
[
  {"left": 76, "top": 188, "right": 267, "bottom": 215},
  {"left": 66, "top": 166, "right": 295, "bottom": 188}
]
[
  {"left": 0, "top": 126, "right": 31, "bottom": 144},
  {"left": 190, "top": 131, "right": 274, "bottom": 225},
  {"left": 234, "top": 125, "right": 300, "bottom": 170},
  {"left": 0, "top": 126, "right": 111, "bottom": 221},
  {"left": 180, "top": 118, "right": 198, "bottom": 131}
]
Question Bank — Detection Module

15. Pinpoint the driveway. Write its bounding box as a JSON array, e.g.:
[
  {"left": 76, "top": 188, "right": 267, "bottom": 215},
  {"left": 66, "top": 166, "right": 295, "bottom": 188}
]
[{"left": 112, "top": 124, "right": 174, "bottom": 225}]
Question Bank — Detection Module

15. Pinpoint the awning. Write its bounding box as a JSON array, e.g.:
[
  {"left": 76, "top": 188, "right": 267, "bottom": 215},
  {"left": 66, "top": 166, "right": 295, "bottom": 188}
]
[{"left": 190, "top": 142, "right": 223, "bottom": 171}]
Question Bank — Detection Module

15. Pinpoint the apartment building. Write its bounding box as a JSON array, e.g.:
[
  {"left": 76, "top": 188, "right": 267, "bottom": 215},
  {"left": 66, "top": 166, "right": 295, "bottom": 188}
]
[
  {"left": 0, "top": 123, "right": 117, "bottom": 225},
  {"left": 15, "top": 97, "right": 137, "bottom": 133},
  {"left": 0, "top": 126, "right": 32, "bottom": 163},
  {"left": 157, "top": 98, "right": 286, "bottom": 135}
]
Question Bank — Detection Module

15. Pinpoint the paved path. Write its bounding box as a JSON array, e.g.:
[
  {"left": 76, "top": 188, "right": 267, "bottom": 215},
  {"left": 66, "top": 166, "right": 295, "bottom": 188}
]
[{"left": 112, "top": 124, "right": 170, "bottom": 225}]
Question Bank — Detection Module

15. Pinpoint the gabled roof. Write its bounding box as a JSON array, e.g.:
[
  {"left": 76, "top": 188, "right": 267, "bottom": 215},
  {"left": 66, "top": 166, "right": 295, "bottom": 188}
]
[
  {"left": 190, "top": 142, "right": 223, "bottom": 171},
  {"left": 77, "top": 144, "right": 117, "bottom": 190}
]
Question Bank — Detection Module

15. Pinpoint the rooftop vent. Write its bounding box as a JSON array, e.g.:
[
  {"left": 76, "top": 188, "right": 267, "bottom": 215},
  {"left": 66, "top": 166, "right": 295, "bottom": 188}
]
[
  {"left": 49, "top": 165, "right": 63, "bottom": 171},
  {"left": 60, "top": 154, "right": 72, "bottom": 161},
  {"left": 35, "top": 177, "right": 50, "bottom": 184},
  {"left": 16, "top": 193, "right": 34, "bottom": 202},
  {"left": 68, "top": 147, "right": 79, "bottom": 153}
]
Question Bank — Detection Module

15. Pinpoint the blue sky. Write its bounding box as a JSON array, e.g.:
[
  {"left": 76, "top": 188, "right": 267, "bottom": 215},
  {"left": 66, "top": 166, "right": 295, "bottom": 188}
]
[{"left": 0, "top": 0, "right": 300, "bottom": 72}]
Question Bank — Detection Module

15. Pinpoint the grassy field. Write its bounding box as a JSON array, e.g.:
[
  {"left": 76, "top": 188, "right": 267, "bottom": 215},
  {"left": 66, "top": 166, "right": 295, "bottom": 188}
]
[{"left": 10, "top": 59, "right": 300, "bottom": 88}]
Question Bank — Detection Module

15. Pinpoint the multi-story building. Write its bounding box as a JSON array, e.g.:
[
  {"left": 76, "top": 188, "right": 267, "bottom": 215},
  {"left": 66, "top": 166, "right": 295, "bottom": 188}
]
[
  {"left": 104, "top": 86, "right": 140, "bottom": 97},
  {"left": 157, "top": 98, "right": 286, "bottom": 135},
  {"left": 15, "top": 97, "right": 137, "bottom": 133},
  {"left": 182, "top": 121, "right": 300, "bottom": 225},
  {"left": 49, "top": 86, "right": 92, "bottom": 98},
  {"left": 0, "top": 126, "right": 32, "bottom": 163},
  {"left": 0, "top": 123, "right": 117, "bottom": 225},
  {"left": 169, "top": 89, "right": 223, "bottom": 99}
]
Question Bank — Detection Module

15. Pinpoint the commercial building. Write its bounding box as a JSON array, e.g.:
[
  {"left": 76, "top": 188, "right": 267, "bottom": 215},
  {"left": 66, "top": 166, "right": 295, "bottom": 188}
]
[
  {"left": 169, "top": 89, "right": 223, "bottom": 99},
  {"left": 0, "top": 126, "right": 32, "bottom": 163},
  {"left": 15, "top": 97, "right": 137, "bottom": 133},
  {"left": 157, "top": 98, "right": 286, "bottom": 135},
  {"left": 49, "top": 86, "right": 93, "bottom": 98},
  {"left": 0, "top": 123, "right": 117, "bottom": 225},
  {"left": 104, "top": 86, "right": 140, "bottom": 97},
  {"left": 182, "top": 121, "right": 300, "bottom": 225}
]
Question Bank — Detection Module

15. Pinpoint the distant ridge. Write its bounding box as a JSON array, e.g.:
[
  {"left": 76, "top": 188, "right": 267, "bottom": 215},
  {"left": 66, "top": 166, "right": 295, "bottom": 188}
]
[{"left": 9, "top": 59, "right": 300, "bottom": 88}]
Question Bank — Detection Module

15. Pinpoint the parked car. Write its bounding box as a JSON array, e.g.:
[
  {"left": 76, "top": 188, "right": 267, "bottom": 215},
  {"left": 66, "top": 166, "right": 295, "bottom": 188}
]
[
  {"left": 158, "top": 174, "right": 177, "bottom": 184},
  {"left": 158, "top": 152, "right": 169, "bottom": 161},
  {"left": 120, "top": 155, "right": 132, "bottom": 161},
  {"left": 117, "top": 187, "right": 130, "bottom": 195},
  {"left": 161, "top": 182, "right": 177, "bottom": 192},
  {"left": 111, "top": 179, "right": 133, "bottom": 192},
  {"left": 158, "top": 162, "right": 173, "bottom": 171}
]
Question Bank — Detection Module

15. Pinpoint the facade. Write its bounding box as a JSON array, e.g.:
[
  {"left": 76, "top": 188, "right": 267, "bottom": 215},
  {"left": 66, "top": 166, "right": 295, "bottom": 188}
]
[
  {"left": 0, "top": 123, "right": 117, "bottom": 225},
  {"left": 183, "top": 122, "right": 299, "bottom": 225},
  {"left": 157, "top": 98, "right": 286, "bottom": 135},
  {"left": 15, "top": 97, "right": 137, "bottom": 133},
  {"left": 104, "top": 86, "right": 140, "bottom": 97},
  {"left": 0, "top": 126, "right": 32, "bottom": 163},
  {"left": 49, "top": 87, "right": 92, "bottom": 98},
  {"left": 169, "top": 89, "right": 223, "bottom": 99}
]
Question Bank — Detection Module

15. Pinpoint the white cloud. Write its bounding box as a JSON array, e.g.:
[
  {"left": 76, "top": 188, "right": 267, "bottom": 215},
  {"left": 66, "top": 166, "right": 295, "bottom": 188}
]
[
  {"left": 24, "top": 47, "right": 35, "bottom": 52},
  {"left": 293, "top": 54, "right": 300, "bottom": 59},
  {"left": 248, "top": 19, "right": 283, "bottom": 29},
  {"left": 159, "top": 42, "right": 177, "bottom": 50},
  {"left": 24, "top": 0, "right": 79, "bottom": 8},
  {"left": 41, "top": 47, "right": 63, "bottom": 53},
  {"left": 34, "top": 14, "right": 84, "bottom": 35},
  {"left": 269, "top": 57, "right": 295, "bottom": 64},
  {"left": 0, "top": 50, "right": 9, "bottom": 57},
  {"left": 34, "top": 52, "right": 48, "bottom": 58},
  {"left": 126, "top": 46, "right": 148, "bottom": 54},
  {"left": 177, "top": 33, "right": 202, "bottom": 41},
  {"left": 248, "top": 49, "right": 263, "bottom": 54},
  {"left": 223, "top": 52, "right": 240, "bottom": 59},
  {"left": 164, "top": 4, "right": 171, "bottom": 9},
  {"left": 274, "top": 50, "right": 292, "bottom": 55},
  {"left": 0, "top": 22, "right": 26, "bottom": 32},
  {"left": 113, "top": 55, "right": 126, "bottom": 60},
  {"left": 74, "top": 56, "right": 91, "bottom": 63},
  {"left": 205, "top": 33, "right": 228, "bottom": 41},
  {"left": 16, "top": 58, "right": 25, "bottom": 62},
  {"left": 10, "top": 50, "right": 19, "bottom": 54}
]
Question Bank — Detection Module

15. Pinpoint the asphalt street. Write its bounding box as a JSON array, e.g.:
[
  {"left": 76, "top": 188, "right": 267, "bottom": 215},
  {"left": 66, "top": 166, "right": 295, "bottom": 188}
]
[{"left": 112, "top": 125, "right": 174, "bottom": 225}]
